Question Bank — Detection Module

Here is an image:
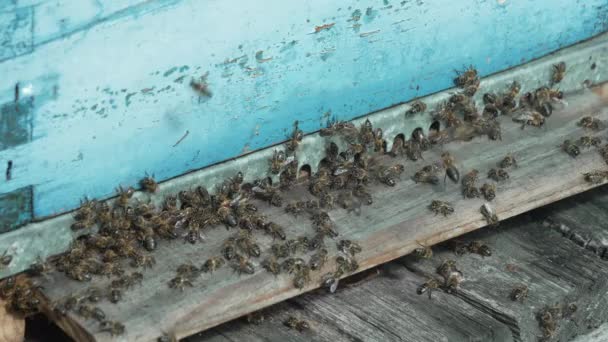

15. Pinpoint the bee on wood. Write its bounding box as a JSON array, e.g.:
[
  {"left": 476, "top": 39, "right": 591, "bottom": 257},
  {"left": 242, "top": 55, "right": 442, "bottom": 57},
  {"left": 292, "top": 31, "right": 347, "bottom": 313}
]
[
  {"left": 309, "top": 248, "right": 328, "bottom": 270},
  {"left": 337, "top": 240, "right": 362, "bottom": 256},
  {"left": 499, "top": 153, "right": 517, "bottom": 169},
  {"left": 283, "top": 316, "right": 311, "bottom": 332},
  {"left": 376, "top": 164, "right": 405, "bottom": 186},
  {"left": 512, "top": 110, "right": 545, "bottom": 129},
  {"left": 252, "top": 184, "right": 283, "bottom": 207},
  {"left": 428, "top": 200, "right": 454, "bottom": 217},
  {"left": 373, "top": 128, "right": 386, "bottom": 153},
  {"left": 264, "top": 222, "right": 287, "bottom": 240},
  {"left": 85, "top": 287, "right": 101, "bottom": 303},
  {"left": 115, "top": 186, "right": 135, "bottom": 207},
  {"left": 99, "top": 320, "right": 125, "bottom": 337},
  {"left": 352, "top": 185, "right": 373, "bottom": 205},
  {"left": 282, "top": 257, "right": 306, "bottom": 275},
  {"left": 176, "top": 263, "right": 199, "bottom": 280},
  {"left": 262, "top": 256, "right": 281, "bottom": 275},
  {"left": 312, "top": 211, "right": 339, "bottom": 238},
  {"left": 433, "top": 103, "right": 463, "bottom": 128},
  {"left": 0, "top": 250, "right": 13, "bottom": 270},
  {"left": 67, "top": 263, "right": 93, "bottom": 282},
  {"left": 448, "top": 239, "right": 468, "bottom": 256},
  {"left": 100, "top": 261, "right": 124, "bottom": 278},
  {"left": 412, "top": 164, "right": 440, "bottom": 185},
  {"left": 461, "top": 169, "right": 480, "bottom": 198},
  {"left": 202, "top": 256, "right": 225, "bottom": 273},
  {"left": 293, "top": 265, "right": 311, "bottom": 289},
  {"left": 109, "top": 289, "right": 122, "bottom": 304},
  {"left": 359, "top": 119, "right": 375, "bottom": 145},
  {"left": 440, "top": 152, "right": 460, "bottom": 185},
  {"left": 308, "top": 233, "right": 326, "bottom": 251},
  {"left": 190, "top": 73, "right": 212, "bottom": 98},
  {"left": 168, "top": 275, "right": 193, "bottom": 291},
  {"left": 454, "top": 65, "right": 479, "bottom": 88},
  {"left": 467, "top": 240, "right": 491, "bottom": 257},
  {"left": 578, "top": 116, "right": 606, "bottom": 131},
  {"left": 269, "top": 150, "right": 287, "bottom": 175},
  {"left": 482, "top": 104, "right": 500, "bottom": 119},
  {"left": 321, "top": 272, "right": 340, "bottom": 293},
  {"left": 538, "top": 306, "right": 561, "bottom": 339},
  {"left": 320, "top": 119, "right": 359, "bottom": 142},
  {"left": 577, "top": 136, "right": 602, "bottom": 149},
  {"left": 561, "top": 139, "right": 580, "bottom": 158},
  {"left": 551, "top": 61, "right": 566, "bottom": 84},
  {"left": 232, "top": 254, "right": 255, "bottom": 275},
  {"left": 28, "top": 256, "right": 51, "bottom": 276},
  {"left": 286, "top": 121, "right": 304, "bottom": 153},
  {"left": 388, "top": 134, "right": 406, "bottom": 157},
  {"left": 411, "top": 127, "right": 430, "bottom": 151},
  {"left": 583, "top": 170, "right": 608, "bottom": 184},
  {"left": 488, "top": 168, "right": 509, "bottom": 182},
  {"left": 406, "top": 100, "right": 427, "bottom": 116},
  {"left": 417, "top": 278, "right": 440, "bottom": 299},
  {"left": 234, "top": 230, "right": 261, "bottom": 258},
  {"left": 140, "top": 174, "right": 158, "bottom": 193},
  {"left": 510, "top": 284, "right": 528, "bottom": 302},
  {"left": 319, "top": 191, "right": 335, "bottom": 210},
  {"left": 413, "top": 243, "right": 433, "bottom": 259},
  {"left": 285, "top": 201, "right": 306, "bottom": 217},
  {"left": 280, "top": 161, "right": 298, "bottom": 190},
  {"left": 336, "top": 255, "right": 359, "bottom": 274},
  {"left": 130, "top": 252, "right": 156, "bottom": 269},
  {"left": 271, "top": 243, "right": 290, "bottom": 258},
  {"left": 437, "top": 260, "right": 464, "bottom": 294},
  {"left": 480, "top": 183, "right": 496, "bottom": 201},
  {"left": 481, "top": 203, "right": 499, "bottom": 227}
]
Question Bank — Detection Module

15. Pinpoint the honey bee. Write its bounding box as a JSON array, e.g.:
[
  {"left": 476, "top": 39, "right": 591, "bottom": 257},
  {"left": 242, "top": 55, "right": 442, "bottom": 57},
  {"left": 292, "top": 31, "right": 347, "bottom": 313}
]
[
  {"left": 448, "top": 239, "right": 468, "bottom": 256},
  {"left": 440, "top": 152, "right": 460, "bottom": 185},
  {"left": 417, "top": 278, "right": 440, "bottom": 299},
  {"left": 269, "top": 150, "right": 287, "bottom": 175},
  {"left": 428, "top": 200, "right": 454, "bottom": 217},
  {"left": 262, "top": 256, "right": 281, "bottom": 275},
  {"left": 280, "top": 161, "right": 298, "bottom": 190},
  {"left": 480, "top": 203, "right": 499, "bottom": 227},
  {"left": 28, "top": 256, "right": 51, "bottom": 276},
  {"left": 235, "top": 230, "right": 261, "bottom": 258},
  {"left": 202, "top": 256, "right": 225, "bottom": 273},
  {"left": 480, "top": 183, "right": 496, "bottom": 201},
  {"left": 373, "top": 128, "right": 386, "bottom": 153},
  {"left": 461, "top": 169, "right": 480, "bottom": 198},
  {"left": 169, "top": 275, "right": 193, "bottom": 291},
  {"left": 388, "top": 134, "right": 406, "bottom": 157},
  {"left": 319, "top": 191, "right": 335, "bottom": 210},
  {"left": 231, "top": 254, "right": 255, "bottom": 275},
  {"left": 577, "top": 136, "right": 602, "bottom": 148},
  {"left": 99, "top": 320, "right": 125, "bottom": 336},
  {"left": 282, "top": 257, "right": 306, "bottom": 275},
  {"left": 140, "top": 174, "right": 158, "bottom": 193},
  {"left": 561, "top": 139, "right": 580, "bottom": 158},
  {"left": 411, "top": 165, "right": 439, "bottom": 185},
  {"left": 406, "top": 100, "right": 427, "bottom": 116},
  {"left": 286, "top": 121, "right": 304, "bottom": 153},
  {"left": 488, "top": 168, "right": 509, "bottom": 182},
  {"left": 352, "top": 185, "right": 373, "bottom": 205},
  {"left": 130, "top": 252, "right": 156, "bottom": 269},
  {"left": 321, "top": 272, "right": 340, "bottom": 293},
  {"left": 336, "top": 255, "right": 359, "bottom": 274},
  {"left": 436, "top": 260, "right": 464, "bottom": 294},
  {"left": 454, "top": 65, "right": 479, "bottom": 88},
  {"left": 116, "top": 186, "right": 135, "bottom": 207},
  {"left": 320, "top": 119, "right": 359, "bottom": 142},
  {"left": 583, "top": 170, "right": 608, "bottom": 184},
  {"left": 252, "top": 184, "right": 283, "bottom": 207},
  {"left": 337, "top": 240, "right": 362, "bottom": 256},
  {"left": 264, "top": 222, "right": 287, "bottom": 240},
  {"left": 467, "top": 240, "right": 491, "bottom": 257},
  {"left": 312, "top": 211, "right": 339, "bottom": 238},
  {"left": 538, "top": 306, "right": 560, "bottom": 339},
  {"left": 283, "top": 316, "right": 311, "bottom": 332},
  {"left": 413, "top": 243, "right": 433, "bottom": 259},
  {"left": 271, "top": 243, "right": 290, "bottom": 258},
  {"left": 376, "top": 164, "right": 405, "bottom": 186},
  {"left": 512, "top": 110, "right": 545, "bottom": 129},
  {"left": 67, "top": 263, "right": 93, "bottom": 282},
  {"left": 309, "top": 248, "right": 328, "bottom": 270},
  {"left": 109, "top": 288, "right": 122, "bottom": 303},
  {"left": 293, "top": 265, "right": 311, "bottom": 289},
  {"left": 359, "top": 119, "right": 375, "bottom": 145},
  {"left": 578, "top": 116, "right": 606, "bottom": 131},
  {"left": 285, "top": 201, "right": 306, "bottom": 217},
  {"left": 499, "top": 153, "right": 517, "bottom": 169},
  {"left": 0, "top": 250, "right": 13, "bottom": 270},
  {"left": 309, "top": 233, "right": 326, "bottom": 251},
  {"left": 510, "top": 284, "right": 528, "bottom": 302},
  {"left": 551, "top": 61, "right": 566, "bottom": 84}
]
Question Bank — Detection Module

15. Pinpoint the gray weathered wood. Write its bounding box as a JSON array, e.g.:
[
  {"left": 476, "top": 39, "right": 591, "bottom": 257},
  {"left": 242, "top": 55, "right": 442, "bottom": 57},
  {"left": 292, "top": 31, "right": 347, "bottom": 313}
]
[
  {"left": 402, "top": 213, "right": 608, "bottom": 342},
  {"left": 34, "top": 83, "right": 608, "bottom": 342},
  {"left": 188, "top": 264, "right": 512, "bottom": 342}
]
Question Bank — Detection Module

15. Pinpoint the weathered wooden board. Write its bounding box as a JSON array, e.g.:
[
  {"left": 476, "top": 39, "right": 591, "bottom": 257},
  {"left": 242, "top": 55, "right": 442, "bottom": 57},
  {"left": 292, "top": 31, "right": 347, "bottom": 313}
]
[
  {"left": 1, "top": 0, "right": 607, "bottom": 220},
  {"left": 402, "top": 211, "right": 608, "bottom": 342},
  {"left": 32, "top": 82, "right": 608, "bottom": 342},
  {"left": 187, "top": 264, "right": 512, "bottom": 342}
]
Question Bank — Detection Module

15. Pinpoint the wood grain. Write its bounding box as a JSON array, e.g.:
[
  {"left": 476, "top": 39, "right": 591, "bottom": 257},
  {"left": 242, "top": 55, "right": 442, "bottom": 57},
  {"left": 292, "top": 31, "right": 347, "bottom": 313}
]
[{"left": 36, "top": 83, "right": 608, "bottom": 342}]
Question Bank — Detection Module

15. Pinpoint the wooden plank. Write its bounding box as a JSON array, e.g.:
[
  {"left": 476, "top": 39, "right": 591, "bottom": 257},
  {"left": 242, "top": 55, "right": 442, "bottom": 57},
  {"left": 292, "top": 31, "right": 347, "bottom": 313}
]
[
  {"left": 1, "top": 1, "right": 607, "bottom": 219},
  {"left": 402, "top": 214, "right": 608, "bottom": 341},
  {"left": 188, "top": 264, "right": 512, "bottom": 342},
  {"left": 31, "top": 82, "right": 608, "bottom": 342}
]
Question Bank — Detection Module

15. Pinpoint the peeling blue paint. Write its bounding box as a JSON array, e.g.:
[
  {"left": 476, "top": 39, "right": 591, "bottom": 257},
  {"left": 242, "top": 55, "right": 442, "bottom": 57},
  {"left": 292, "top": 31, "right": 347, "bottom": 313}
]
[{"left": 0, "top": 0, "right": 606, "bottom": 222}]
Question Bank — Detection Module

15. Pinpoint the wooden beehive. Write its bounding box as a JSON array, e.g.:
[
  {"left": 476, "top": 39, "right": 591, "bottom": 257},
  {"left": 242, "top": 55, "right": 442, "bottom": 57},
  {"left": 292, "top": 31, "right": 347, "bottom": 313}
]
[{"left": 1, "top": 1, "right": 608, "bottom": 341}]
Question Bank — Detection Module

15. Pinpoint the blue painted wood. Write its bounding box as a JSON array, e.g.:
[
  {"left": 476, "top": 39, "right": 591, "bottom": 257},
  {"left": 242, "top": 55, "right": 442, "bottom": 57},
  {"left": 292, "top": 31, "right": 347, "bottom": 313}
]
[{"left": 0, "top": 0, "right": 606, "bottom": 221}]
